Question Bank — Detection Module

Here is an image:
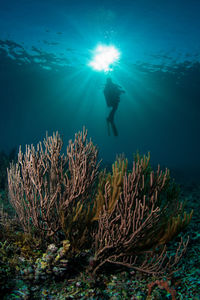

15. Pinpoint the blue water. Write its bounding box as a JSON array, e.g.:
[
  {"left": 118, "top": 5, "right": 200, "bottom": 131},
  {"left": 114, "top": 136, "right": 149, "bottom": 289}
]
[{"left": 0, "top": 0, "right": 200, "bottom": 182}]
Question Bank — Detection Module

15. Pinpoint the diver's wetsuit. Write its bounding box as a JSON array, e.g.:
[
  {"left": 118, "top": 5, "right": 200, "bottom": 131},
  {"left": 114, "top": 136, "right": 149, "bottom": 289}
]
[{"left": 104, "top": 78, "right": 124, "bottom": 136}]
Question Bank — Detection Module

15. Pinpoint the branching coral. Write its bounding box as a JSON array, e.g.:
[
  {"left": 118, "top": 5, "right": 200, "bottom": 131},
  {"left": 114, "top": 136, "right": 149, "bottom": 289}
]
[
  {"left": 6, "top": 128, "right": 192, "bottom": 278},
  {"left": 91, "top": 155, "right": 128, "bottom": 222},
  {"left": 89, "top": 153, "right": 192, "bottom": 276},
  {"left": 7, "top": 127, "right": 100, "bottom": 244}
]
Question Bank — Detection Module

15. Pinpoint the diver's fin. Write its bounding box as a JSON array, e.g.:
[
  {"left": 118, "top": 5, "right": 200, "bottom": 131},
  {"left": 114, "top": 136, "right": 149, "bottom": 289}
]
[{"left": 110, "top": 122, "right": 118, "bottom": 136}]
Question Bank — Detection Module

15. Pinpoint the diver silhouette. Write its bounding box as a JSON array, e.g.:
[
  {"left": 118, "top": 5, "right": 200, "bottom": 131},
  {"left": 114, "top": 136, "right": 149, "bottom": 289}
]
[{"left": 103, "top": 77, "right": 125, "bottom": 136}]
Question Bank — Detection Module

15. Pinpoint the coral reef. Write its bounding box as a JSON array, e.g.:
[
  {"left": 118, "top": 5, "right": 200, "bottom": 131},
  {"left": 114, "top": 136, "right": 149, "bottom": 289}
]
[{"left": 0, "top": 127, "right": 194, "bottom": 298}]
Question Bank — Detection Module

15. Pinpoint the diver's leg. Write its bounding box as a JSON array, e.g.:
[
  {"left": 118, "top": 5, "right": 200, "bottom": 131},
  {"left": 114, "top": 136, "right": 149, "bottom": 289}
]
[
  {"left": 109, "top": 107, "right": 116, "bottom": 123},
  {"left": 107, "top": 108, "right": 113, "bottom": 122},
  {"left": 110, "top": 122, "right": 118, "bottom": 136},
  {"left": 106, "top": 109, "right": 112, "bottom": 136},
  {"left": 108, "top": 107, "right": 118, "bottom": 136},
  {"left": 106, "top": 117, "right": 111, "bottom": 136}
]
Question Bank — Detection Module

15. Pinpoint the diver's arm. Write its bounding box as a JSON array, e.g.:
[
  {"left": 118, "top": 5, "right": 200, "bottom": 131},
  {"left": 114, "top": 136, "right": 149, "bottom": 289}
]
[
  {"left": 115, "top": 84, "right": 125, "bottom": 93},
  {"left": 118, "top": 86, "right": 125, "bottom": 94}
]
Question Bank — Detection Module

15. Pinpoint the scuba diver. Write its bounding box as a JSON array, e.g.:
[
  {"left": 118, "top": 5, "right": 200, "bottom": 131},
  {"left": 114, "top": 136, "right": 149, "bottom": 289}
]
[{"left": 103, "top": 77, "right": 125, "bottom": 136}]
